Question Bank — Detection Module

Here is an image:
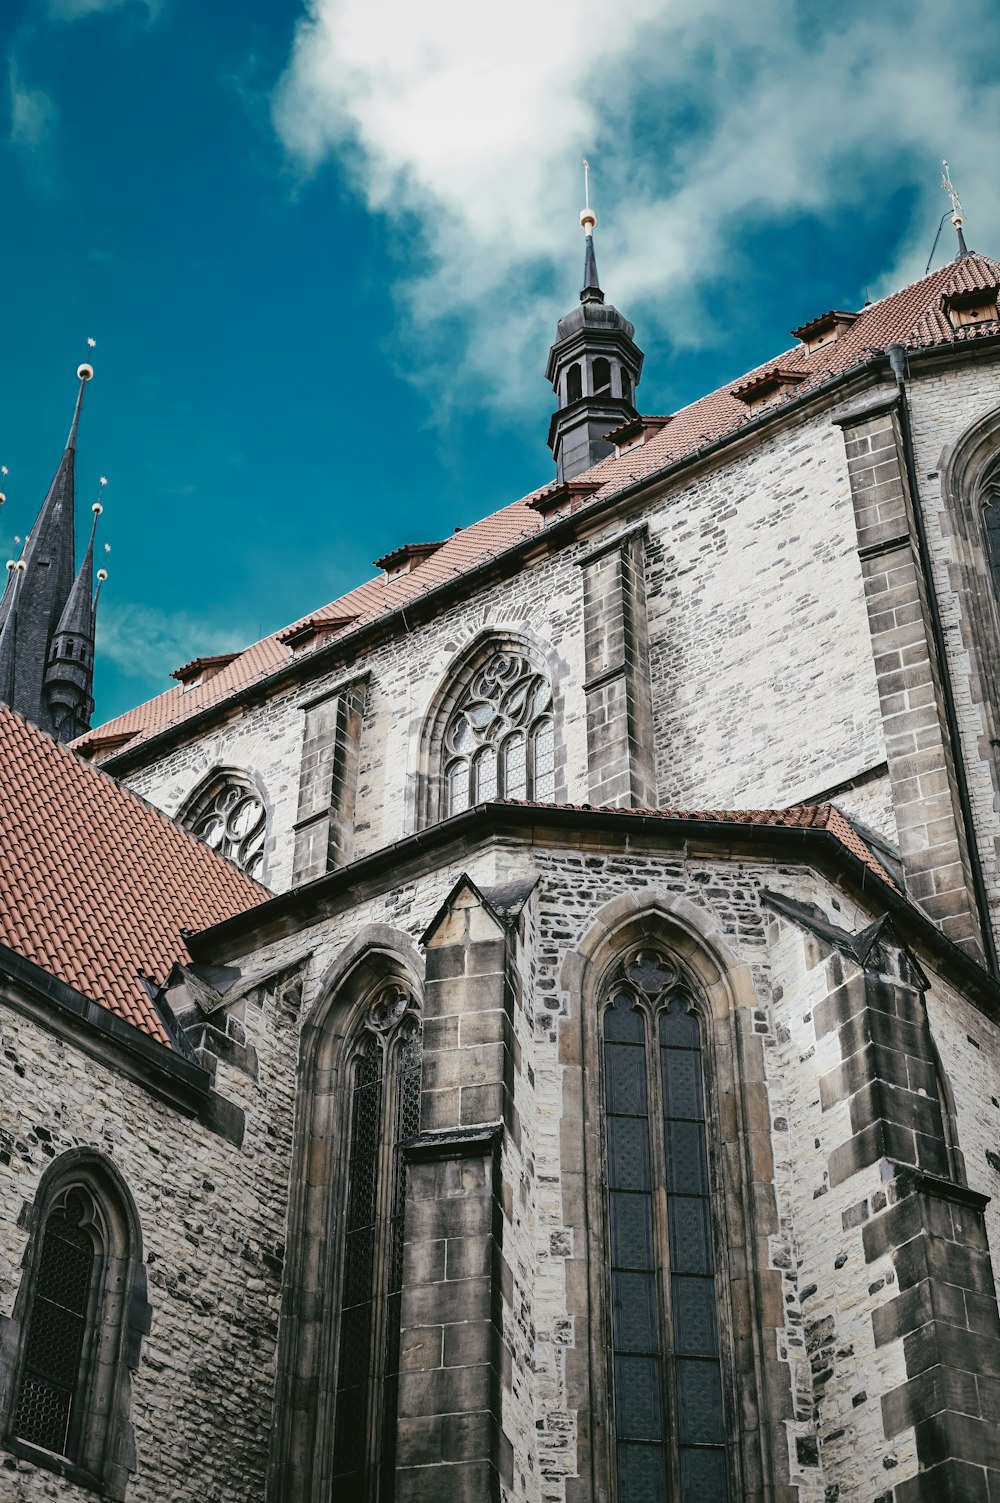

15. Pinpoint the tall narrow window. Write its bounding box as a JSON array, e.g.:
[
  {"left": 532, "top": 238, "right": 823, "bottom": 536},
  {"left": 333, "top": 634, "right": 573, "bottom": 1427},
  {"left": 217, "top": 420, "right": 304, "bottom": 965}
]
[
  {"left": 331, "top": 982, "right": 422, "bottom": 1500},
  {"left": 567, "top": 363, "right": 583, "bottom": 403},
  {"left": 443, "top": 649, "right": 554, "bottom": 816},
  {"left": 983, "top": 488, "right": 1000, "bottom": 606},
  {"left": 2, "top": 1156, "right": 147, "bottom": 1498},
  {"left": 11, "top": 1191, "right": 95, "bottom": 1458},
  {"left": 603, "top": 951, "right": 729, "bottom": 1503}
]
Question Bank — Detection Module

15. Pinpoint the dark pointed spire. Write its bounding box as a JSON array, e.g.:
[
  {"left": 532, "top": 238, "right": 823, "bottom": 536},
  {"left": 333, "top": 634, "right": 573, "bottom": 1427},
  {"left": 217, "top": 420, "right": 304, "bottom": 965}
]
[
  {"left": 0, "top": 361, "right": 96, "bottom": 735},
  {"left": 0, "top": 561, "right": 26, "bottom": 708},
  {"left": 44, "top": 492, "right": 103, "bottom": 742}
]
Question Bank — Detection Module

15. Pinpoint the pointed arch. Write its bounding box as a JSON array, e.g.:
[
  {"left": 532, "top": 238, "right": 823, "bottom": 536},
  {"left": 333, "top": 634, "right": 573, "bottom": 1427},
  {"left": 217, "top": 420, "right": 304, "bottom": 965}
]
[
  {"left": 0, "top": 1149, "right": 149, "bottom": 1498},
  {"left": 267, "top": 926, "right": 424, "bottom": 1503},
  {"left": 413, "top": 628, "right": 563, "bottom": 829},
  {"left": 177, "top": 764, "right": 271, "bottom": 880},
  {"left": 561, "top": 894, "right": 783, "bottom": 1502}
]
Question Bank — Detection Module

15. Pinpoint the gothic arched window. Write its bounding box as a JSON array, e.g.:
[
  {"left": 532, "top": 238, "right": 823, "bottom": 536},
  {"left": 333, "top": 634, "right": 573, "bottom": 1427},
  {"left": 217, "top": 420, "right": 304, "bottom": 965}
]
[
  {"left": 601, "top": 949, "right": 730, "bottom": 1503},
  {"left": 982, "top": 482, "right": 1000, "bottom": 607},
  {"left": 443, "top": 649, "right": 554, "bottom": 817},
  {"left": 180, "top": 770, "right": 267, "bottom": 878},
  {"left": 1, "top": 1154, "right": 148, "bottom": 1497},
  {"left": 331, "top": 980, "right": 422, "bottom": 1497}
]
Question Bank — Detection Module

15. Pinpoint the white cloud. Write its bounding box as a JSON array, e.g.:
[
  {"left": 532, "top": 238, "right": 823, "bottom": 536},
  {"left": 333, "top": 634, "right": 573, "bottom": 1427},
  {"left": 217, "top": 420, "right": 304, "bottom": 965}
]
[
  {"left": 97, "top": 601, "right": 250, "bottom": 682},
  {"left": 7, "top": 58, "right": 56, "bottom": 150},
  {"left": 273, "top": 0, "right": 1000, "bottom": 410},
  {"left": 45, "top": 0, "right": 162, "bottom": 20}
]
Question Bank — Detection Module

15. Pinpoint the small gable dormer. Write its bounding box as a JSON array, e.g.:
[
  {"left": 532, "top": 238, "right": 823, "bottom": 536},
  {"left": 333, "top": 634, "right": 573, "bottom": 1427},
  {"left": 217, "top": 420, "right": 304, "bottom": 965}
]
[
  {"left": 604, "top": 414, "right": 673, "bottom": 458},
  {"left": 373, "top": 540, "right": 446, "bottom": 579},
  {"left": 732, "top": 365, "right": 807, "bottom": 416},
  {"left": 278, "top": 613, "right": 360, "bottom": 655},
  {"left": 171, "top": 652, "right": 241, "bottom": 691},
  {"left": 941, "top": 284, "right": 999, "bottom": 330},
  {"left": 791, "top": 309, "right": 858, "bottom": 353}
]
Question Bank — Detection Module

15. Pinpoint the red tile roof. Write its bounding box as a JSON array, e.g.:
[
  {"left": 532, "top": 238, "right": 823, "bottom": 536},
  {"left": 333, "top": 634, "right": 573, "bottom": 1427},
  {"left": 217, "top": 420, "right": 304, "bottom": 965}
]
[
  {"left": 0, "top": 703, "right": 268, "bottom": 1044},
  {"left": 77, "top": 252, "right": 1000, "bottom": 762}
]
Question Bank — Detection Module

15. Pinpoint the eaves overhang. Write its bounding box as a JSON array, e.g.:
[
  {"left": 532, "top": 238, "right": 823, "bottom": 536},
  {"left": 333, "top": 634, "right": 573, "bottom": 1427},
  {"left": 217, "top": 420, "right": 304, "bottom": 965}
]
[
  {"left": 183, "top": 801, "right": 1000, "bottom": 1019},
  {"left": 100, "top": 335, "right": 1000, "bottom": 778}
]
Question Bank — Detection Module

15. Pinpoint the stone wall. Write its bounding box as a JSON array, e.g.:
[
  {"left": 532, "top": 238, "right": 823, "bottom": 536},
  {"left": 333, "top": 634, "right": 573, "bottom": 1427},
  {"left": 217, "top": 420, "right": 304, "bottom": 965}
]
[{"left": 0, "top": 966, "right": 299, "bottom": 1502}]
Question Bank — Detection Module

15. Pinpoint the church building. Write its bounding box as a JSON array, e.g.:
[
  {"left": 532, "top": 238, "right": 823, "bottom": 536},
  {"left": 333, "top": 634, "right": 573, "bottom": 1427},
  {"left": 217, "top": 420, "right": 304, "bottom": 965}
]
[{"left": 2, "top": 192, "right": 1000, "bottom": 1503}]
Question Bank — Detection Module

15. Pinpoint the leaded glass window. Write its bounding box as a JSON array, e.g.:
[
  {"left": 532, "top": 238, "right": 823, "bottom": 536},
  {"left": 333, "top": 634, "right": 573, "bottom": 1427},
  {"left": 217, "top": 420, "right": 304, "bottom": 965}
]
[
  {"left": 984, "top": 488, "right": 1000, "bottom": 606},
  {"left": 603, "top": 951, "right": 729, "bottom": 1503},
  {"left": 331, "top": 981, "right": 422, "bottom": 1500},
  {"left": 182, "top": 773, "right": 266, "bottom": 877},
  {"left": 10, "top": 1188, "right": 99, "bottom": 1461},
  {"left": 444, "top": 650, "right": 554, "bottom": 815}
]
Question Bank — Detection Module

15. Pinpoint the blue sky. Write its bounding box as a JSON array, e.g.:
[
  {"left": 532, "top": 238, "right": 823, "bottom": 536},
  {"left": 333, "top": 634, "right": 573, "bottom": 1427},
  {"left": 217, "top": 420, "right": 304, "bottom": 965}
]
[{"left": 3, "top": 0, "right": 1000, "bottom": 724}]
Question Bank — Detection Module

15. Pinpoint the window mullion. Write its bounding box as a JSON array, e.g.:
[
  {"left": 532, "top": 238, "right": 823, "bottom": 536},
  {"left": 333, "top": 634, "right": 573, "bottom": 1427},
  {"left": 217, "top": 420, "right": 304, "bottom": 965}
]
[
  {"left": 367, "top": 1036, "right": 397, "bottom": 1491},
  {"left": 648, "top": 1000, "right": 681, "bottom": 1503}
]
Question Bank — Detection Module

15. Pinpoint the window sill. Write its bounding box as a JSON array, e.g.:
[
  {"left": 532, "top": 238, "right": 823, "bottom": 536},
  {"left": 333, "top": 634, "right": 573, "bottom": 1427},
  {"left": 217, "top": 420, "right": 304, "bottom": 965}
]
[{"left": 2, "top": 1434, "right": 103, "bottom": 1493}]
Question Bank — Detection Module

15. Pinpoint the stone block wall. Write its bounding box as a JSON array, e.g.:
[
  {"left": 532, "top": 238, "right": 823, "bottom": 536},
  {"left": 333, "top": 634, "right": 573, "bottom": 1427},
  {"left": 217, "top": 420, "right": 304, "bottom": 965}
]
[{"left": 0, "top": 966, "right": 301, "bottom": 1502}]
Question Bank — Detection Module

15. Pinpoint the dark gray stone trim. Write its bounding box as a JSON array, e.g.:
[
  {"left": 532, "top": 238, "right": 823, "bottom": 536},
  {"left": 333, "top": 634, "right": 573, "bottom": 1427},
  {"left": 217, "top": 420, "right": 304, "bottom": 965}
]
[
  {"left": 405, "top": 1125, "right": 503, "bottom": 1163},
  {"left": 857, "top": 532, "right": 911, "bottom": 561},
  {"left": 831, "top": 390, "right": 902, "bottom": 427},
  {"left": 298, "top": 669, "right": 370, "bottom": 714}
]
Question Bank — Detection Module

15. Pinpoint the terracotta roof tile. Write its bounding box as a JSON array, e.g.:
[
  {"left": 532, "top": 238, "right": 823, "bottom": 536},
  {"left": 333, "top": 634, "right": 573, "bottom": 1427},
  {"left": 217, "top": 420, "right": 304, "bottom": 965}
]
[
  {"left": 0, "top": 703, "right": 268, "bottom": 1045},
  {"left": 78, "top": 252, "right": 1000, "bottom": 760}
]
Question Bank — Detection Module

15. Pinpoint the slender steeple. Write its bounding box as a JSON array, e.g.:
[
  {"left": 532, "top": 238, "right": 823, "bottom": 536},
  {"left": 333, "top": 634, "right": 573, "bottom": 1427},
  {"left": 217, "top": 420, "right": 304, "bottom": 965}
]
[
  {"left": 546, "top": 166, "right": 643, "bottom": 481},
  {"left": 43, "top": 492, "right": 104, "bottom": 741},
  {"left": 942, "top": 160, "right": 970, "bottom": 258},
  {"left": 0, "top": 361, "right": 98, "bottom": 738}
]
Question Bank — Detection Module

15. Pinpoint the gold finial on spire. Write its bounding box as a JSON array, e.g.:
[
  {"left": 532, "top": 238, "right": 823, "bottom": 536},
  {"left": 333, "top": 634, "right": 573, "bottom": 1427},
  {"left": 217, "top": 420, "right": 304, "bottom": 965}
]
[{"left": 580, "top": 157, "right": 597, "bottom": 235}]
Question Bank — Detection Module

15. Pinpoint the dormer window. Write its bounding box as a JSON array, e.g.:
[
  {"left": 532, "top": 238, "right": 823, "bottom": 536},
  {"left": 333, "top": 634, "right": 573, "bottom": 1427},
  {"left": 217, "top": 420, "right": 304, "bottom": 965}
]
[
  {"left": 278, "top": 614, "right": 359, "bottom": 655},
  {"left": 171, "top": 652, "right": 240, "bottom": 692},
  {"left": 791, "top": 309, "right": 858, "bottom": 353},
  {"left": 732, "top": 366, "right": 807, "bottom": 416},
  {"left": 942, "top": 285, "right": 999, "bottom": 329},
  {"left": 372, "top": 541, "right": 445, "bottom": 579},
  {"left": 605, "top": 415, "right": 673, "bottom": 458}
]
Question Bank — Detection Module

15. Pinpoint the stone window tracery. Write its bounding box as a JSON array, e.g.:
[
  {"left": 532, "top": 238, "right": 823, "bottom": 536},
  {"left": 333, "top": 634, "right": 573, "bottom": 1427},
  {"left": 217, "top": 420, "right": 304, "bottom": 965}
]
[
  {"left": 443, "top": 650, "right": 555, "bottom": 816},
  {"left": 181, "top": 772, "right": 266, "bottom": 878},
  {"left": 1, "top": 1153, "right": 147, "bottom": 1498},
  {"left": 331, "top": 980, "right": 422, "bottom": 1498},
  {"left": 601, "top": 949, "right": 729, "bottom": 1503}
]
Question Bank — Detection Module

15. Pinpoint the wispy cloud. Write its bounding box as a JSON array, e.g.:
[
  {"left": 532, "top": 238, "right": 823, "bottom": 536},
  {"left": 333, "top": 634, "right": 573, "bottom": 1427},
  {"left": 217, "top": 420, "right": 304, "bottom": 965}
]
[
  {"left": 7, "top": 57, "right": 56, "bottom": 151},
  {"left": 45, "top": 0, "right": 163, "bottom": 21},
  {"left": 273, "top": 0, "right": 1000, "bottom": 411},
  {"left": 97, "top": 600, "right": 251, "bottom": 682}
]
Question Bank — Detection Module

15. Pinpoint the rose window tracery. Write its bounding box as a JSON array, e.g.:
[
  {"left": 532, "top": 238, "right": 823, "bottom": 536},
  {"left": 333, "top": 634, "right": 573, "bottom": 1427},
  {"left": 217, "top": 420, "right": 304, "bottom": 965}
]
[
  {"left": 185, "top": 777, "right": 266, "bottom": 877},
  {"left": 444, "top": 650, "right": 555, "bottom": 816}
]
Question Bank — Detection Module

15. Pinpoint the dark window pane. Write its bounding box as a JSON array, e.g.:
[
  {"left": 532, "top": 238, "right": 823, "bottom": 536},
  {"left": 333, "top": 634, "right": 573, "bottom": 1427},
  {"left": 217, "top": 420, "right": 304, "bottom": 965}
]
[
  {"left": 675, "top": 1358, "right": 726, "bottom": 1445},
  {"left": 672, "top": 1275, "right": 719, "bottom": 1356},
  {"left": 606, "top": 1042, "right": 648, "bottom": 1115},
  {"left": 680, "top": 1445, "right": 728, "bottom": 1503},
  {"left": 986, "top": 495, "right": 1000, "bottom": 601},
  {"left": 612, "top": 1271, "right": 659, "bottom": 1353},
  {"left": 664, "top": 1119, "right": 709, "bottom": 1196},
  {"left": 613, "top": 1355, "right": 663, "bottom": 1439},
  {"left": 668, "top": 1196, "right": 714, "bottom": 1274},
  {"left": 567, "top": 362, "right": 582, "bottom": 403},
  {"left": 605, "top": 993, "right": 645, "bottom": 1043},
  {"left": 610, "top": 1192, "right": 654, "bottom": 1270},
  {"left": 661, "top": 1045, "right": 704, "bottom": 1120},
  {"left": 13, "top": 1210, "right": 94, "bottom": 1457},
  {"left": 618, "top": 1442, "right": 666, "bottom": 1503},
  {"left": 659, "top": 999, "right": 701, "bottom": 1048},
  {"left": 608, "top": 1117, "right": 652, "bottom": 1191}
]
